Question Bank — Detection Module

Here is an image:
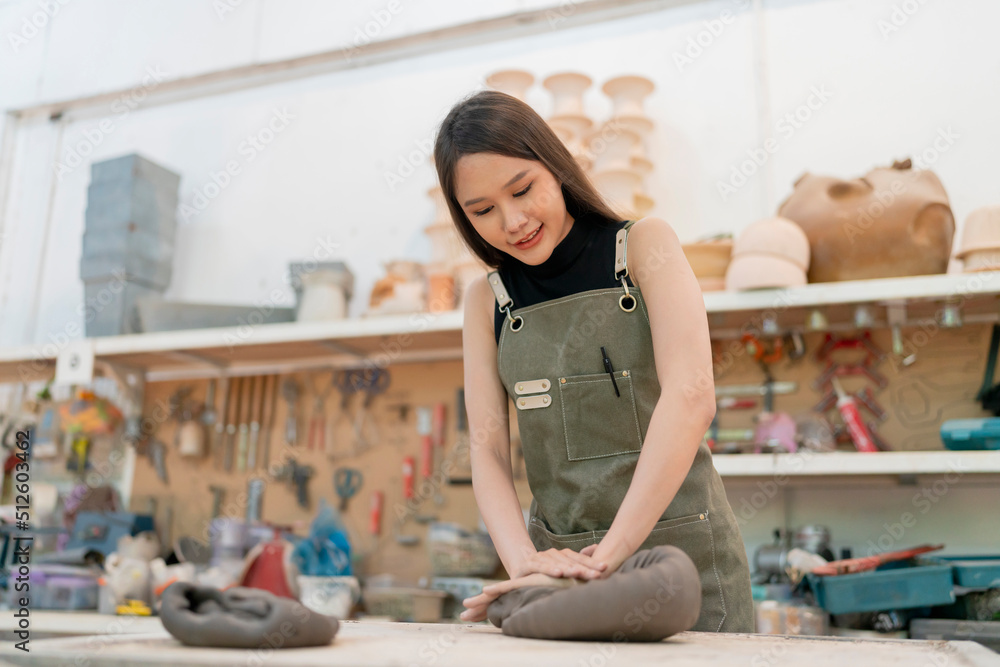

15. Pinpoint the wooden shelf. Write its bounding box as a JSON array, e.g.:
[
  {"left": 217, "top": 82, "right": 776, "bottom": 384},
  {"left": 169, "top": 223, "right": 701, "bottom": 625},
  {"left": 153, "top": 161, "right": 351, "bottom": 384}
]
[
  {"left": 2, "top": 272, "right": 999, "bottom": 384},
  {"left": 712, "top": 450, "right": 1000, "bottom": 478}
]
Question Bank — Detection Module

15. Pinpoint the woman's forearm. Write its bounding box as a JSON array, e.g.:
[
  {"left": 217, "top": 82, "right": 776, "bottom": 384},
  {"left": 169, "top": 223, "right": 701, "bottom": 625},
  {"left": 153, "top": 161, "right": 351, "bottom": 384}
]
[
  {"left": 592, "top": 391, "right": 714, "bottom": 570},
  {"left": 472, "top": 449, "right": 536, "bottom": 577}
]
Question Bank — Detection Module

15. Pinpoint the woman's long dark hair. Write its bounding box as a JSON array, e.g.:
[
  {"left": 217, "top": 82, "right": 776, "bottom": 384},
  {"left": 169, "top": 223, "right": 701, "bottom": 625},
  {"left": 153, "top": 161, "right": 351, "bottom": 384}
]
[{"left": 434, "top": 90, "right": 622, "bottom": 268}]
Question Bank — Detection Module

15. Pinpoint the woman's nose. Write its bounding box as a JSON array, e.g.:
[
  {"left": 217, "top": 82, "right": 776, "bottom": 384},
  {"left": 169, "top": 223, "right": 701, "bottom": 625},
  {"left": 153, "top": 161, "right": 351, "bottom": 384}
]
[{"left": 503, "top": 208, "right": 529, "bottom": 235}]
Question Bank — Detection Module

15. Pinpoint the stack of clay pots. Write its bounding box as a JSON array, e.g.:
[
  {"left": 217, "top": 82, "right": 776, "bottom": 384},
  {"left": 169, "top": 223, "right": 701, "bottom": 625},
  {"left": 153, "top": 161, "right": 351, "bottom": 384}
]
[
  {"left": 682, "top": 235, "right": 734, "bottom": 292},
  {"left": 954, "top": 206, "right": 1000, "bottom": 272},
  {"left": 596, "top": 75, "right": 656, "bottom": 219},
  {"left": 425, "top": 185, "right": 488, "bottom": 311},
  {"left": 725, "top": 217, "right": 811, "bottom": 290},
  {"left": 484, "top": 70, "right": 658, "bottom": 220}
]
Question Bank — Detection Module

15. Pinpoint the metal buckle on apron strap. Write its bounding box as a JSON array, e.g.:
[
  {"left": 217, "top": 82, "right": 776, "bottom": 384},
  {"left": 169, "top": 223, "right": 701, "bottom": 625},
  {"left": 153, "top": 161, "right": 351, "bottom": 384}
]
[
  {"left": 614, "top": 225, "right": 637, "bottom": 313},
  {"left": 487, "top": 271, "right": 524, "bottom": 332}
]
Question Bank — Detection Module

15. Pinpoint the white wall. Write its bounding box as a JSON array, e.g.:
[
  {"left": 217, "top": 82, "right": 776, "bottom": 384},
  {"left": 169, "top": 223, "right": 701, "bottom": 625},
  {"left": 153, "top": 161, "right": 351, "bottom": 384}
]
[{"left": 1, "top": 0, "right": 999, "bottom": 560}]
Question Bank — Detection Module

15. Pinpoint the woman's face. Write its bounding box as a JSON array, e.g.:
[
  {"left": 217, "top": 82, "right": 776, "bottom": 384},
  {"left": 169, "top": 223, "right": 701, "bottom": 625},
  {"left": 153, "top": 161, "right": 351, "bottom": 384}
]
[{"left": 453, "top": 153, "right": 574, "bottom": 265}]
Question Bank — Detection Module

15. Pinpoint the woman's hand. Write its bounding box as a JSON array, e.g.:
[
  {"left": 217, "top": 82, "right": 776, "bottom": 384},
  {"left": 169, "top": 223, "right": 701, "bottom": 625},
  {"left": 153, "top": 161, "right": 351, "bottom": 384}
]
[
  {"left": 459, "top": 572, "right": 581, "bottom": 622},
  {"left": 511, "top": 547, "right": 608, "bottom": 580}
]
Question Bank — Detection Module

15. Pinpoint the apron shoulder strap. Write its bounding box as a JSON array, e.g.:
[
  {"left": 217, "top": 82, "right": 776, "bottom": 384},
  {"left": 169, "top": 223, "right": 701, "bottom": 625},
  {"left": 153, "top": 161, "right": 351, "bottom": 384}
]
[
  {"left": 486, "top": 271, "right": 513, "bottom": 311},
  {"left": 614, "top": 220, "right": 637, "bottom": 279}
]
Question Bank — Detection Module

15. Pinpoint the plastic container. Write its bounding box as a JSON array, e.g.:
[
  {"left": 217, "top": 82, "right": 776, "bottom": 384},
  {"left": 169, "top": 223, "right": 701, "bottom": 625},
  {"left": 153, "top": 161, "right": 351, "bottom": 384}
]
[
  {"left": 18, "top": 566, "right": 100, "bottom": 610},
  {"left": 362, "top": 587, "right": 447, "bottom": 622},
  {"left": 428, "top": 523, "right": 500, "bottom": 577},
  {"left": 298, "top": 575, "right": 360, "bottom": 619},
  {"left": 929, "top": 555, "right": 1000, "bottom": 589},
  {"left": 805, "top": 563, "right": 955, "bottom": 615},
  {"left": 940, "top": 418, "right": 1000, "bottom": 450}
]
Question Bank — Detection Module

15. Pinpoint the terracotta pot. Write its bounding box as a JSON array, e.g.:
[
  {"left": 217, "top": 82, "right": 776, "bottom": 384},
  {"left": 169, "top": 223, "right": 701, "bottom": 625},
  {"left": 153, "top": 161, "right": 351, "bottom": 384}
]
[
  {"left": 777, "top": 159, "right": 954, "bottom": 282},
  {"left": 602, "top": 75, "right": 655, "bottom": 117},
  {"left": 427, "top": 273, "right": 456, "bottom": 312},
  {"left": 961, "top": 249, "right": 1000, "bottom": 272},
  {"left": 592, "top": 168, "right": 642, "bottom": 217},
  {"left": 634, "top": 192, "right": 654, "bottom": 218},
  {"left": 486, "top": 70, "right": 534, "bottom": 102},
  {"left": 698, "top": 277, "right": 727, "bottom": 292},
  {"left": 731, "top": 217, "right": 811, "bottom": 271},
  {"left": 725, "top": 254, "right": 807, "bottom": 291},
  {"left": 586, "top": 123, "right": 640, "bottom": 172},
  {"left": 683, "top": 239, "right": 733, "bottom": 279},
  {"left": 543, "top": 72, "right": 592, "bottom": 116},
  {"left": 955, "top": 205, "right": 1000, "bottom": 258}
]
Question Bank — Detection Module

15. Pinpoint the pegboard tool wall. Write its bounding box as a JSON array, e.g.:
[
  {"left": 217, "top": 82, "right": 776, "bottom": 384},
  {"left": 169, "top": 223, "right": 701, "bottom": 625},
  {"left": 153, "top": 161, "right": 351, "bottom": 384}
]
[
  {"left": 128, "top": 324, "right": 995, "bottom": 581},
  {"left": 128, "top": 359, "right": 530, "bottom": 581}
]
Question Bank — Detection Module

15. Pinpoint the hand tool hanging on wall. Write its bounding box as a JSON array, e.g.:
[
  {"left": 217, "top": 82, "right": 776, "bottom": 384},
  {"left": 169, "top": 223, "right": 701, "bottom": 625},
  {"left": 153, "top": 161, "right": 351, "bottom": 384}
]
[
  {"left": 431, "top": 402, "right": 446, "bottom": 505},
  {"left": 281, "top": 378, "right": 300, "bottom": 447},
  {"left": 308, "top": 371, "right": 334, "bottom": 452},
  {"left": 236, "top": 376, "right": 256, "bottom": 472},
  {"left": 329, "top": 370, "right": 361, "bottom": 459},
  {"left": 248, "top": 375, "right": 268, "bottom": 470},
  {"left": 353, "top": 368, "right": 390, "bottom": 454},
  {"left": 447, "top": 388, "right": 473, "bottom": 484},
  {"left": 224, "top": 376, "right": 244, "bottom": 472},
  {"left": 149, "top": 439, "right": 168, "bottom": 484},
  {"left": 246, "top": 478, "right": 265, "bottom": 523},
  {"left": 203, "top": 378, "right": 224, "bottom": 464},
  {"left": 259, "top": 374, "right": 279, "bottom": 470},
  {"left": 276, "top": 458, "right": 315, "bottom": 509},
  {"left": 214, "top": 377, "right": 232, "bottom": 470},
  {"left": 334, "top": 467, "right": 363, "bottom": 511},
  {"left": 416, "top": 407, "right": 433, "bottom": 480},
  {"left": 209, "top": 485, "right": 225, "bottom": 520},
  {"left": 369, "top": 490, "right": 383, "bottom": 536}
]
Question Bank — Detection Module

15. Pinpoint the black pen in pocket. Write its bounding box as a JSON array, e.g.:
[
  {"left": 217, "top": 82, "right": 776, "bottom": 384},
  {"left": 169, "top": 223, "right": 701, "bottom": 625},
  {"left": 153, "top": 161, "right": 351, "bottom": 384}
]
[{"left": 601, "top": 346, "right": 621, "bottom": 397}]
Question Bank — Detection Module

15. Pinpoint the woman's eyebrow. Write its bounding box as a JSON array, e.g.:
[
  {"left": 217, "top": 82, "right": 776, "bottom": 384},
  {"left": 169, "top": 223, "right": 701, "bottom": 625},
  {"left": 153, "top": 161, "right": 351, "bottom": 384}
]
[{"left": 463, "top": 170, "right": 529, "bottom": 207}]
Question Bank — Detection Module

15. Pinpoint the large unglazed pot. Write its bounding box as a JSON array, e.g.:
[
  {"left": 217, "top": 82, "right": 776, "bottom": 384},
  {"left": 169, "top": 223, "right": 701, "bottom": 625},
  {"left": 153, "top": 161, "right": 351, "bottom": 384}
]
[
  {"left": 602, "top": 75, "right": 655, "bottom": 117},
  {"left": 777, "top": 159, "right": 954, "bottom": 283},
  {"left": 543, "top": 72, "right": 592, "bottom": 116},
  {"left": 725, "top": 217, "right": 810, "bottom": 290},
  {"left": 955, "top": 205, "right": 1000, "bottom": 272}
]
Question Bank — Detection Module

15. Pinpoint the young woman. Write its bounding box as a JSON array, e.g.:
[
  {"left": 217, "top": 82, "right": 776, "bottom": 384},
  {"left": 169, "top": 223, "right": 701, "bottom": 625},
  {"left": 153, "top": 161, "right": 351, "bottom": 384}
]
[{"left": 434, "top": 90, "right": 754, "bottom": 633}]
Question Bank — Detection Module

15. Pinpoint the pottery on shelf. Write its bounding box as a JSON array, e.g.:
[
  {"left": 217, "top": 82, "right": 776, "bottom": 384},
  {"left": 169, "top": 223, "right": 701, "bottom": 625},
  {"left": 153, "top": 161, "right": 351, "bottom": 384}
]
[
  {"left": 427, "top": 272, "right": 456, "bottom": 313},
  {"left": 586, "top": 123, "right": 640, "bottom": 173},
  {"left": 298, "top": 268, "right": 351, "bottom": 321},
  {"left": 485, "top": 70, "right": 535, "bottom": 102},
  {"left": 682, "top": 238, "right": 733, "bottom": 281},
  {"left": 592, "top": 168, "right": 642, "bottom": 217},
  {"left": 543, "top": 72, "right": 592, "bottom": 117},
  {"left": 725, "top": 217, "right": 810, "bottom": 290},
  {"left": 630, "top": 155, "right": 653, "bottom": 175},
  {"left": 962, "top": 250, "right": 1000, "bottom": 272},
  {"left": 955, "top": 205, "right": 1000, "bottom": 258},
  {"left": 613, "top": 114, "right": 654, "bottom": 137},
  {"left": 602, "top": 75, "right": 655, "bottom": 117}
]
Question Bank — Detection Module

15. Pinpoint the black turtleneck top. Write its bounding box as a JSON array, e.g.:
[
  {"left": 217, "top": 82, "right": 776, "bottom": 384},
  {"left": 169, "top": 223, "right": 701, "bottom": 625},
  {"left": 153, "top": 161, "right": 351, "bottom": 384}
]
[{"left": 493, "top": 213, "right": 635, "bottom": 344}]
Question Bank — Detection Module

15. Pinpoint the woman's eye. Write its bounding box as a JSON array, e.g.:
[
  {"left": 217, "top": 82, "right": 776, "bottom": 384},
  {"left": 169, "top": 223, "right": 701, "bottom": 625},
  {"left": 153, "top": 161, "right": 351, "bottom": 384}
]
[
  {"left": 513, "top": 183, "right": 532, "bottom": 197},
  {"left": 473, "top": 206, "right": 493, "bottom": 217}
]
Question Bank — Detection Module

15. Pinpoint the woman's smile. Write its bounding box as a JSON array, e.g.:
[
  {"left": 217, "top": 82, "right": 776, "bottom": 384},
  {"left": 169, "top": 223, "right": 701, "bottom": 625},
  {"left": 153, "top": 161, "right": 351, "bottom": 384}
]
[{"left": 512, "top": 223, "right": 544, "bottom": 249}]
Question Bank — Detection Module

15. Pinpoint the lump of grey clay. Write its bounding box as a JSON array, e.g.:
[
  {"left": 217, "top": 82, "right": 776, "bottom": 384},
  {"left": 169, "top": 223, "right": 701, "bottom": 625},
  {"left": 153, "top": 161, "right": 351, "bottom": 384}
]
[
  {"left": 487, "top": 545, "right": 701, "bottom": 641},
  {"left": 160, "top": 582, "right": 338, "bottom": 649}
]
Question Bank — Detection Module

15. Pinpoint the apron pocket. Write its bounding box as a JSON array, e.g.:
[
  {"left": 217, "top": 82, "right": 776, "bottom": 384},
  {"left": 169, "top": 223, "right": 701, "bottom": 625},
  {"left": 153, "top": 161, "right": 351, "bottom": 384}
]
[
  {"left": 559, "top": 371, "right": 644, "bottom": 461},
  {"left": 528, "top": 515, "right": 605, "bottom": 552},
  {"left": 640, "top": 512, "right": 727, "bottom": 632}
]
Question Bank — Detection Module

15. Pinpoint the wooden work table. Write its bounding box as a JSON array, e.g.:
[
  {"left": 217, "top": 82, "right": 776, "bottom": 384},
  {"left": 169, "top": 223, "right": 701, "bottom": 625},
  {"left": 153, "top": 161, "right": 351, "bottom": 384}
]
[{"left": 0, "top": 619, "right": 997, "bottom": 666}]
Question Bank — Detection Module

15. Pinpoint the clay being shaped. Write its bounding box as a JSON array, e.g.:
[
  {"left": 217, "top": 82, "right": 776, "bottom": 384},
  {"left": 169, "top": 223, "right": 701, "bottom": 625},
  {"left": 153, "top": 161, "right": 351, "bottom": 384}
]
[
  {"left": 486, "top": 545, "right": 701, "bottom": 641},
  {"left": 777, "top": 159, "right": 955, "bottom": 283},
  {"left": 160, "top": 582, "right": 338, "bottom": 649}
]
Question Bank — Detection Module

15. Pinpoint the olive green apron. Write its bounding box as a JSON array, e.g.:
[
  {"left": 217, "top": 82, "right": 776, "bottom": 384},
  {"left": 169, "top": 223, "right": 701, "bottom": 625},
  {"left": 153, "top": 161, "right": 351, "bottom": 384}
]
[{"left": 487, "top": 220, "right": 755, "bottom": 633}]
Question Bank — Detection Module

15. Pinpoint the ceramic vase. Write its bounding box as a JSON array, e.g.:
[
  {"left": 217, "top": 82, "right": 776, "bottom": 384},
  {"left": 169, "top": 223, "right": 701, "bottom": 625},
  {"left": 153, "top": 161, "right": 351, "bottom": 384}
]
[
  {"left": 592, "top": 168, "right": 642, "bottom": 218},
  {"left": 602, "top": 75, "right": 655, "bottom": 117},
  {"left": 485, "top": 70, "right": 534, "bottom": 102},
  {"left": 543, "top": 72, "right": 592, "bottom": 116},
  {"left": 587, "top": 123, "right": 640, "bottom": 173}
]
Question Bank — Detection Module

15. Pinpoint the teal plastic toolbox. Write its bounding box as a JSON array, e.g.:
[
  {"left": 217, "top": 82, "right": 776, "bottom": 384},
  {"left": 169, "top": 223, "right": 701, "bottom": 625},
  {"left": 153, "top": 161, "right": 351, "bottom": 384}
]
[
  {"left": 931, "top": 555, "right": 1000, "bottom": 589},
  {"left": 806, "top": 563, "right": 955, "bottom": 615},
  {"left": 940, "top": 418, "right": 1000, "bottom": 450}
]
